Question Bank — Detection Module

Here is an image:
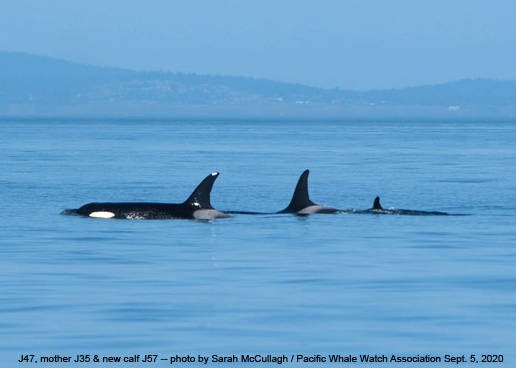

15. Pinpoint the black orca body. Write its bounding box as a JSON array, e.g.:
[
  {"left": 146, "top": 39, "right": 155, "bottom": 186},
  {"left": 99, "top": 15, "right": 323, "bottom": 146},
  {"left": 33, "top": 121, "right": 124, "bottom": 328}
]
[
  {"left": 228, "top": 170, "right": 338, "bottom": 216},
  {"left": 357, "top": 196, "right": 449, "bottom": 216},
  {"left": 62, "top": 172, "right": 229, "bottom": 220},
  {"left": 278, "top": 170, "right": 338, "bottom": 215}
]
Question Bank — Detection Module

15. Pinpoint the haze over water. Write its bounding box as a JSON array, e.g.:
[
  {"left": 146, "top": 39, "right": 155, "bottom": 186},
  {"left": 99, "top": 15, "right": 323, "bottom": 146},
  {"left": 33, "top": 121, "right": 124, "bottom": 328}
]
[{"left": 1, "top": 119, "right": 515, "bottom": 366}]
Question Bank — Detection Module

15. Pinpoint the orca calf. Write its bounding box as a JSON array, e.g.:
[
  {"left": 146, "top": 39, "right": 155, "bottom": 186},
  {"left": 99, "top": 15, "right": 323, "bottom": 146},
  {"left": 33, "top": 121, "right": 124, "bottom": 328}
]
[
  {"left": 62, "top": 172, "right": 229, "bottom": 220},
  {"left": 357, "top": 196, "right": 449, "bottom": 216},
  {"left": 228, "top": 170, "right": 338, "bottom": 216}
]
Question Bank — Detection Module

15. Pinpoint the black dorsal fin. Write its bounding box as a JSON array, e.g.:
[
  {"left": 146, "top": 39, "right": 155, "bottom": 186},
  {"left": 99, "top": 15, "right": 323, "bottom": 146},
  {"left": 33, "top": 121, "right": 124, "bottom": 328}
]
[
  {"left": 184, "top": 172, "right": 219, "bottom": 208},
  {"left": 279, "top": 170, "right": 315, "bottom": 213},
  {"left": 372, "top": 196, "right": 383, "bottom": 210}
]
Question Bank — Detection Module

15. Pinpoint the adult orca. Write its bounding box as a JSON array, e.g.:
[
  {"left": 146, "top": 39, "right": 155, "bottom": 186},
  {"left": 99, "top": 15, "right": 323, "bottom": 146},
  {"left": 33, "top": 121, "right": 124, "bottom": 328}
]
[
  {"left": 357, "top": 196, "right": 449, "bottom": 216},
  {"left": 228, "top": 170, "right": 338, "bottom": 216},
  {"left": 62, "top": 172, "right": 229, "bottom": 220},
  {"left": 278, "top": 170, "right": 338, "bottom": 215}
]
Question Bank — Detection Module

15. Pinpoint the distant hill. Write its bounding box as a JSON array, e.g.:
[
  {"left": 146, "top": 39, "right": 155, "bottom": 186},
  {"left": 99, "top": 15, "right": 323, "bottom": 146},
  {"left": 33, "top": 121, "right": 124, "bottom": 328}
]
[{"left": 1, "top": 52, "right": 515, "bottom": 118}]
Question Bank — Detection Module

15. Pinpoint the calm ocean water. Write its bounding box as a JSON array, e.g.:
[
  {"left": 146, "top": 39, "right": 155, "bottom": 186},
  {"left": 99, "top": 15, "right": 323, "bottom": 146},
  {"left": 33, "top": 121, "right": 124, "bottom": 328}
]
[{"left": 1, "top": 119, "right": 515, "bottom": 367}]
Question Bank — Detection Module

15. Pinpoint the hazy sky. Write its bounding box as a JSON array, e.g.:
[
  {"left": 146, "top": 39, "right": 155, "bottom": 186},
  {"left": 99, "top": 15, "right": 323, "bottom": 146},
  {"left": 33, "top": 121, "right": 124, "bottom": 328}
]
[{"left": 1, "top": 0, "right": 515, "bottom": 89}]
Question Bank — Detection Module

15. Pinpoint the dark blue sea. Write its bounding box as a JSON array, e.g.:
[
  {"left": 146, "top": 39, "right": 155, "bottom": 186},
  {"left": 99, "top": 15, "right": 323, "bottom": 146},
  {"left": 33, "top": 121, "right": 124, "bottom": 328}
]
[{"left": 1, "top": 119, "right": 515, "bottom": 367}]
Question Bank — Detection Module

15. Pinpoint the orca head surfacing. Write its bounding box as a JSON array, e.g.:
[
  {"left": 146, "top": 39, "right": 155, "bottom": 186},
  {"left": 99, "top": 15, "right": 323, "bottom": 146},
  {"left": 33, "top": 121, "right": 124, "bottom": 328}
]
[{"left": 278, "top": 169, "right": 337, "bottom": 215}]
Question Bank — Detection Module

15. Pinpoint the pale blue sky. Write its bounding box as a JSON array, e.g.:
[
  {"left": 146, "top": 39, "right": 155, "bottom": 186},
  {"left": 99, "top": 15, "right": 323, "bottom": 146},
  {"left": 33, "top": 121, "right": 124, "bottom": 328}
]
[{"left": 1, "top": 0, "right": 515, "bottom": 89}]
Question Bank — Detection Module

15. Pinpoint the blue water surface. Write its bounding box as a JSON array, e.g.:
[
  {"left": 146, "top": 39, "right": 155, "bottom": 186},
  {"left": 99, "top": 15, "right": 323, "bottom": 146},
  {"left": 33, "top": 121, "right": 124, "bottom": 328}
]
[{"left": 1, "top": 119, "right": 515, "bottom": 367}]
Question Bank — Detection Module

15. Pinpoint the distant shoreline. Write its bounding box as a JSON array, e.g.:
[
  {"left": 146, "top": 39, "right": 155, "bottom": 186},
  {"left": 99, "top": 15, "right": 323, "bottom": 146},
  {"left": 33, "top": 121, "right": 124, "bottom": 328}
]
[{"left": 1, "top": 52, "right": 516, "bottom": 120}]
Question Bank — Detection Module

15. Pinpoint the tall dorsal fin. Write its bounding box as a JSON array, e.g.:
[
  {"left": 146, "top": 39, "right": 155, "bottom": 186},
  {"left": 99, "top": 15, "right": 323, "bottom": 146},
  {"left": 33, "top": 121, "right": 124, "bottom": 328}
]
[
  {"left": 184, "top": 172, "right": 219, "bottom": 208},
  {"left": 372, "top": 196, "right": 383, "bottom": 210},
  {"left": 280, "top": 169, "right": 315, "bottom": 213}
]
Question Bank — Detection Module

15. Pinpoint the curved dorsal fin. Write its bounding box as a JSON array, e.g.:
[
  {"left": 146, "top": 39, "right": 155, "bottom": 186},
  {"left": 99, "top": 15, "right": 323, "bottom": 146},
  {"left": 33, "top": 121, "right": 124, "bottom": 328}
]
[
  {"left": 372, "top": 196, "right": 383, "bottom": 210},
  {"left": 280, "top": 169, "right": 315, "bottom": 213},
  {"left": 184, "top": 172, "right": 219, "bottom": 208}
]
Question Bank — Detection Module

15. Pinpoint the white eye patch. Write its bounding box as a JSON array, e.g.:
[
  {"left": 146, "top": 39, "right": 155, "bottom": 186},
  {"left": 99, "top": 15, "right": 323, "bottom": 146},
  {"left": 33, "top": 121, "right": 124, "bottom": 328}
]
[{"left": 89, "top": 211, "right": 115, "bottom": 219}]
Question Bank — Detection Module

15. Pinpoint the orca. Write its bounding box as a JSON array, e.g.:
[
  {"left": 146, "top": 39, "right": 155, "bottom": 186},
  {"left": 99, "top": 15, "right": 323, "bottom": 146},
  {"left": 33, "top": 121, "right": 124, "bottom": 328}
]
[
  {"left": 277, "top": 170, "right": 338, "bottom": 215},
  {"left": 62, "top": 172, "right": 229, "bottom": 220},
  {"left": 227, "top": 170, "right": 338, "bottom": 216},
  {"left": 358, "top": 196, "right": 449, "bottom": 216}
]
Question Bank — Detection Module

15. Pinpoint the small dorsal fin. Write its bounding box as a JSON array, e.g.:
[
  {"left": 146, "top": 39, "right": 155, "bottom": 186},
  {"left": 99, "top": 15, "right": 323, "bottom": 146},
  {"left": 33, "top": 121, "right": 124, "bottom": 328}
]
[
  {"left": 279, "top": 170, "right": 315, "bottom": 213},
  {"left": 184, "top": 172, "right": 219, "bottom": 208},
  {"left": 372, "top": 196, "right": 383, "bottom": 210}
]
